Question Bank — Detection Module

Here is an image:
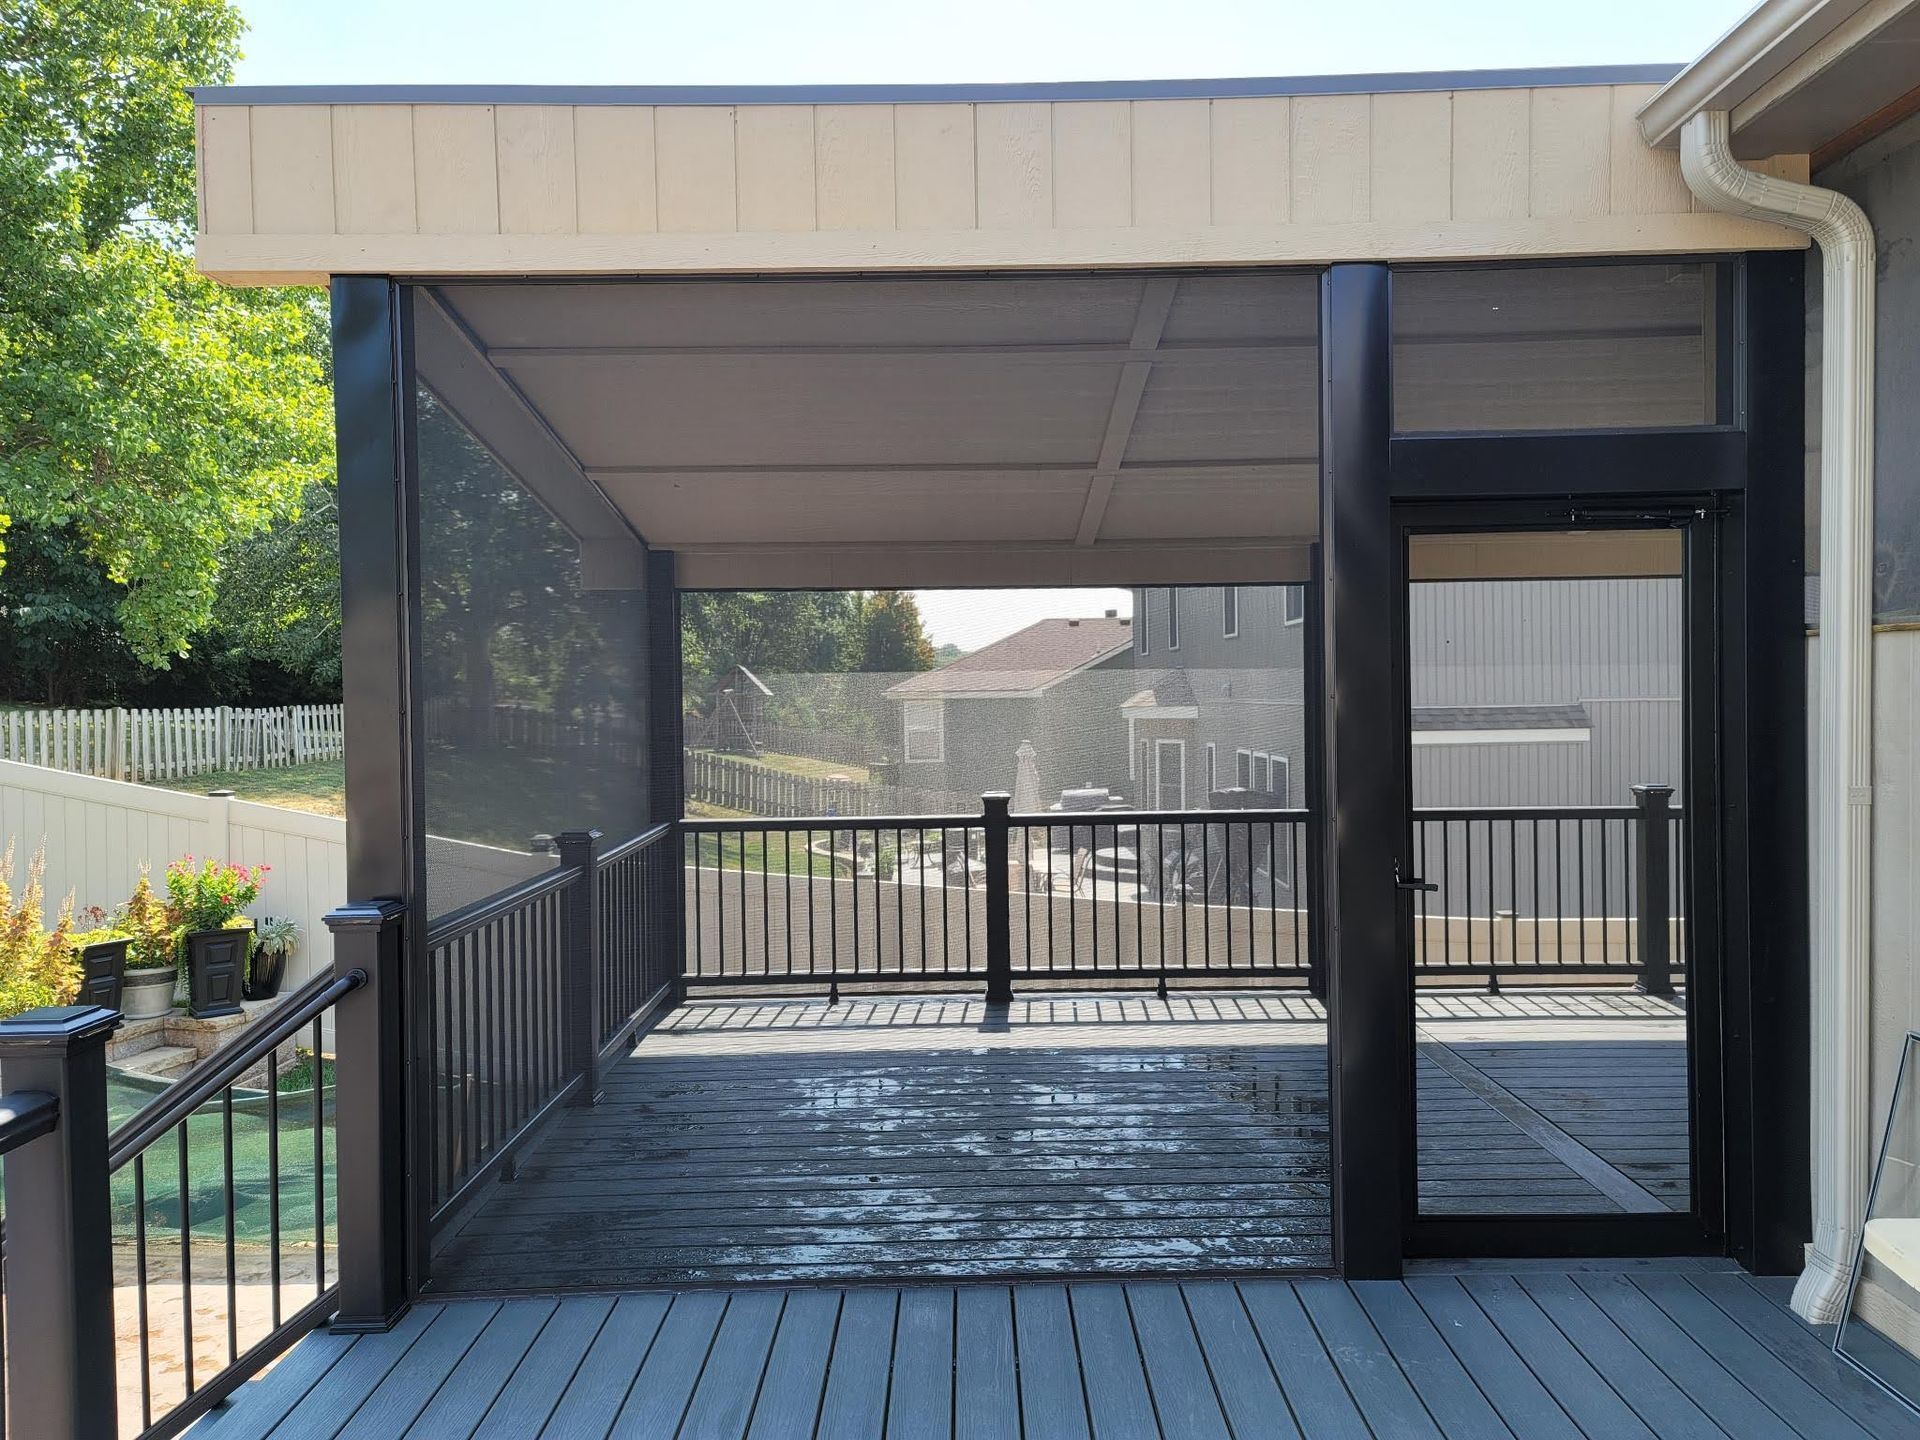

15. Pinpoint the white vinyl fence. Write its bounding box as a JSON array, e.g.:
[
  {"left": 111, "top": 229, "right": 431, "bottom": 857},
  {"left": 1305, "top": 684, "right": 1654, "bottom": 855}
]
[
  {"left": 0, "top": 704, "right": 344, "bottom": 783},
  {"left": 0, "top": 758, "right": 555, "bottom": 994}
]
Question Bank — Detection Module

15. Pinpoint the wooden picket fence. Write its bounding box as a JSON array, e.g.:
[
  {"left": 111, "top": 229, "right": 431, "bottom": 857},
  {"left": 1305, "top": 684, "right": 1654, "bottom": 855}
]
[
  {"left": 0, "top": 704, "right": 344, "bottom": 783},
  {"left": 685, "top": 748, "right": 970, "bottom": 818}
]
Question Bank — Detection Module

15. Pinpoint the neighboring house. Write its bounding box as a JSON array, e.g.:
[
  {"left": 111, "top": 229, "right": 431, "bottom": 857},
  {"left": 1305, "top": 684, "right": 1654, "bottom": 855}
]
[
  {"left": 1129, "top": 585, "right": 1308, "bottom": 810},
  {"left": 884, "top": 616, "right": 1136, "bottom": 805},
  {"left": 1132, "top": 578, "right": 1681, "bottom": 813}
]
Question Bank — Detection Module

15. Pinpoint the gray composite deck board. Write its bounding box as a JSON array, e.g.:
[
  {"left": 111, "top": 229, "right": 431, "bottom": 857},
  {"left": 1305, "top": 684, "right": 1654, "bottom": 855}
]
[{"left": 199, "top": 1270, "right": 1916, "bottom": 1440}]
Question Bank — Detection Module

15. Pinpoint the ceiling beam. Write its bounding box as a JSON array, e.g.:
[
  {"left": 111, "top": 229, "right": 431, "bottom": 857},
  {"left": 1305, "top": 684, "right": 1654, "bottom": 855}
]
[
  {"left": 486, "top": 338, "right": 1310, "bottom": 365},
  {"left": 1078, "top": 278, "right": 1178, "bottom": 546},
  {"left": 586, "top": 457, "right": 1319, "bottom": 480}
]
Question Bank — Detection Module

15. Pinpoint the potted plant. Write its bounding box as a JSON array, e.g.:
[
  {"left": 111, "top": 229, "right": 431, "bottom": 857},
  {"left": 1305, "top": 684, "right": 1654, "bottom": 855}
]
[
  {"left": 119, "top": 871, "right": 182, "bottom": 1020},
  {"left": 70, "top": 906, "right": 132, "bottom": 1016},
  {"left": 245, "top": 915, "right": 299, "bottom": 1000},
  {"left": 0, "top": 842, "right": 82, "bottom": 1020},
  {"left": 165, "top": 857, "right": 268, "bottom": 1019}
]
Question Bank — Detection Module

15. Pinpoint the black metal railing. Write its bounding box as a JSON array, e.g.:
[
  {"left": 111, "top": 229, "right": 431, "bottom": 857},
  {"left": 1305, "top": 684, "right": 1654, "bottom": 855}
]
[
  {"left": 596, "top": 823, "right": 680, "bottom": 1053},
  {"left": 1008, "top": 810, "right": 1313, "bottom": 992},
  {"left": 681, "top": 796, "right": 1319, "bottom": 999},
  {"left": 422, "top": 862, "right": 574, "bottom": 1227},
  {"left": 421, "top": 822, "right": 681, "bottom": 1234},
  {"left": 0, "top": 974, "right": 363, "bottom": 1439},
  {"left": 102, "top": 968, "right": 362, "bottom": 1439},
  {"left": 681, "top": 812, "right": 987, "bottom": 991},
  {"left": 1409, "top": 784, "right": 1683, "bottom": 991}
]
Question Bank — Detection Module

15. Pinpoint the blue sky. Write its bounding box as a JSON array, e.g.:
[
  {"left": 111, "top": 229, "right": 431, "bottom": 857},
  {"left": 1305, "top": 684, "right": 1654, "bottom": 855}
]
[
  {"left": 229, "top": 0, "right": 1752, "bottom": 88},
  {"left": 225, "top": 0, "right": 1751, "bottom": 648}
]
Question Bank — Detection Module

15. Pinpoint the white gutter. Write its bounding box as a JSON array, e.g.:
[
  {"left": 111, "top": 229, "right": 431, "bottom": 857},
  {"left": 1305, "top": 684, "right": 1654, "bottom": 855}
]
[{"left": 1679, "top": 109, "right": 1875, "bottom": 1324}]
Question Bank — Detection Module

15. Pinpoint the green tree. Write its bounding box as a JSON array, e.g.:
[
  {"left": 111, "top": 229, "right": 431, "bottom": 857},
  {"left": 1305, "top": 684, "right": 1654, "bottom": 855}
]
[
  {"left": 855, "top": 590, "right": 936, "bottom": 673},
  {"left": 0, "top": 0, "right": 333, "bottom": 667}
]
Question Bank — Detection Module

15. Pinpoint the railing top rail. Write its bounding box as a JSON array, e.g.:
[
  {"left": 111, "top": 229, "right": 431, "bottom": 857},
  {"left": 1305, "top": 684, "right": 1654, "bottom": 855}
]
[
  {"left": 598, "top": 820, "right": 676, "bottom": 865},
  {"left": 0, "top": 1090, "right": 58, "bottom": 1157},
  {"left": 107, "top": 966, "right": 367, "bottom": 1171},
  {"left": 1412, "top": 804, "right": 1683, "bottom": 822},
  {"left": 425, "top": 862, "right": 575, "bottom": 949},
  {"left": 1011, "top": 807, "right": 1310, "bottom": 826},
  {"left": 682, "top": 806, "right": 1314, "bottom": 832},
  {"left": 684, "top": 813, "right": 978, "bottom": 833}
]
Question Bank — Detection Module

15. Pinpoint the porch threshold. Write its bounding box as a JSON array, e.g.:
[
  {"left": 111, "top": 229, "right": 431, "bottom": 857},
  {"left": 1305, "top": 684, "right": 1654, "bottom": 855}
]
[{"left": 193, "top": 1268, "right": 1915, "bottom": 1439}]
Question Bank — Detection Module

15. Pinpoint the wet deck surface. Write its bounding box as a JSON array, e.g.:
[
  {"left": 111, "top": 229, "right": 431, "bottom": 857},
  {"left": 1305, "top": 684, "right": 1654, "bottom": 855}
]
[
  {"left": 199, "top": 1266, "right": 1919, "bottom": 1439},
  {"left": 432, "top": 991, "right": 1686, "bottom": 1292}
]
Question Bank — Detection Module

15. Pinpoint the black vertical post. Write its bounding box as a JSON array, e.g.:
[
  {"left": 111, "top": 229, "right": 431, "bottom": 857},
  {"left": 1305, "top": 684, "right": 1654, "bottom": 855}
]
[
  {"left": 330, "top": 275, "right": 421, "bottom": 1322},
  {"left": 1320, "top": 264, "right": 1406, "bottom": 1280},
  {"left": 982, "top": 792, "right": 1013, "bottom": 1004},
  {"left": 325, "top": 900, "right": 410, "bottom": 1331},
  {"left": 1728, "top": 250, "right": 1809, "bottom": 1273},
  {"left": 557, "top": 829, "right": 605, "bottom": 1104},
  {"left": 647, "top": 550, "right": 688, "bottom": 1004},
  {"left": 1633, "top": 784, "right": 1675, "bottom": 997},
  {"left": 0, "top": 1005, "right": 119, "bottom": 1439}
]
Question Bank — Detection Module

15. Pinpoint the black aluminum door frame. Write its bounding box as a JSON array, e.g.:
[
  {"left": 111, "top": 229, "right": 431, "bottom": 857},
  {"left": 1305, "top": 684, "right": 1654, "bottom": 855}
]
[
  {"left": 1388, "top": 496, "right": 1725, "bottom": 1259},
  {"left": 1320, "top": 253, "right": 1806, "bottom": 1277}
]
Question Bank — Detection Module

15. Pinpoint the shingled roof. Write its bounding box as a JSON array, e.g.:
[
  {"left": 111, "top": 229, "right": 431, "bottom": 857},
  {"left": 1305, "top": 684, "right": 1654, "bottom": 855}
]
[{"left": 886, "top": 617, "right": 1133, "bottom": 699}]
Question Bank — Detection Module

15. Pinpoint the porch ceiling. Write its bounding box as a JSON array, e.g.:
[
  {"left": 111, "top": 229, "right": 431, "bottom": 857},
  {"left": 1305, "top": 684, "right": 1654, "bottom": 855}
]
[{"left": 431, "top": 272, "right": 1322, "bottom": 588}]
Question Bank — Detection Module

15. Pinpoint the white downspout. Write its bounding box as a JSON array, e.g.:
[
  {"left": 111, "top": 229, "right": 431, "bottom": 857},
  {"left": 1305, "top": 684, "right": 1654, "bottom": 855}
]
[{"left": 1679, "top": 109, "right": 1875, "bottom": 1324}]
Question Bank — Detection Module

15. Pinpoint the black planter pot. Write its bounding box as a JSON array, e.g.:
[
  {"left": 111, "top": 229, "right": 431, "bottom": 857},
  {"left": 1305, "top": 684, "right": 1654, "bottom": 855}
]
[
  {"left": 77, "top": 938, "right": 129, "bottom": 1019},
  {"left": 244, "top": 945, "right": 287, "bottom": 1001},
  {"left": 185, "top": 927, "right": 249, "bottom": 1018}
]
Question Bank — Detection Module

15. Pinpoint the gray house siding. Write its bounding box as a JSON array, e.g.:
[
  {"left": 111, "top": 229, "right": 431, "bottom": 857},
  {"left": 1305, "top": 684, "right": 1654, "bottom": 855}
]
[
  {"left": 1134, "top": 585, "right": 1309, "bottom": 808},
  {"left": 1408, "top": 577, "right": 1682, "bottom": 808}
]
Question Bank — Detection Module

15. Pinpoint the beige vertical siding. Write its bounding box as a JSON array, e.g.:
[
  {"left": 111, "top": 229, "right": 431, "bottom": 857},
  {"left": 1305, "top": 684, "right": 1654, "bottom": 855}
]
[{"left": 196, "top": 83, "right": 1808, "bottom": 281}]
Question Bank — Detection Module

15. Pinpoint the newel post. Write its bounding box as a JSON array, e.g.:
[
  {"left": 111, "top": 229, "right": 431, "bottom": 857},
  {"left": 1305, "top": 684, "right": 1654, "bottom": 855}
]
[
  {"left": 557, "top": 829, "right": 605, "bottom": 1104},
  {"left": 982, "top": 793, "right": 1013, "bottom": 1005},
  {"left": 1632, "top": 784, "right": 1676, "bottom": 997},
  {"left": 0, "top": 1005, "right": 119, "bottom": 1439},
  {"left": 325, "top": 898, "right": 411, "bottom": 1331}
]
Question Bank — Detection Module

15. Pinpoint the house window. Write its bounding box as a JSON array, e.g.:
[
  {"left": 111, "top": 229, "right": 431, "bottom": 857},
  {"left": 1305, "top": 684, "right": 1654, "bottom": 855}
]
[
  {"left": 1272, "top": 755, "right": 1291, "bottom": 806},
  {"left": 903, "top": 700, "right": 944, "bottom": 763},
  {"left": 1139, "top": 592, "right": 1150, "bottom": 656},
  {"left": 1283, "top": 587, "right": 1305, "bottom": 626},
  {"left": 1166, "top": 589, "right": 1180, "bottom": 650},
  {"left": 1155, "top": 739, "right": 1186, "bottom": 810},
  {"left": 1223, "top": 586, "right": 1239, "bottom": 638},
  {"left": 1253, "top": 753, "right": 1270, "bottom": 793},
  {"left": 1236, "top": 749, "right": 1252, "bottom": 789},
  {"left": 1206, "top": 743, "right": 1217, "bottom": 796}
]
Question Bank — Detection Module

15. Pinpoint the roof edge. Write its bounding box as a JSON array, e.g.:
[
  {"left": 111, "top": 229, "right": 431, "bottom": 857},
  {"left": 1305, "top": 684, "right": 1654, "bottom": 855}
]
[
  {"left": 1637, "top": 0, "right": 1871, "bottom": 146},
  {"left": 192, "top": 65, "right": 1683, "bottom": 109}
]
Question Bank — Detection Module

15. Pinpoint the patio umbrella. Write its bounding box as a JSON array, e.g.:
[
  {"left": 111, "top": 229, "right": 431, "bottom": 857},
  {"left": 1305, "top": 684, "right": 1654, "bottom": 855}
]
[{"left": 1012, "top": 740, "right": 1042, "bottom": 813}]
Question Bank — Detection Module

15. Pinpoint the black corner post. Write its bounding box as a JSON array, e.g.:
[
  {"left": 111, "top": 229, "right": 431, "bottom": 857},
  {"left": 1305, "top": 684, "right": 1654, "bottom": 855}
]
[
  {"left": 1726, "top": 249, "right": 1811, "bottom": 1274},
  {"left": 558, "top": 829, "right": 606, "bottom": 1103},
  {"left": 0, "top": 1006, "right": 118, "bottom": 1439},
  {"left": 324, "top": 901, "right": 410, "bottom": 1331},
  {"left": 982, "top": 793, "right": 1013, "bottom": 1004},
  {"left": 330, "top": 276, "right": 423, "bottom": 1323},
  {"left": 1632, "top": 784, "right": 1676, "bottom": 997},
  {"left": 1320, "top": 264, "right": 1406, "bottom": 1280}
]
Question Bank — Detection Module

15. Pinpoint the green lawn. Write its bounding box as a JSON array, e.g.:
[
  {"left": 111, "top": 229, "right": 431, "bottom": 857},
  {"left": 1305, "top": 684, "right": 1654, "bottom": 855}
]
[
  {"left": 152, "top": 758, "right": 345, "bottom": 818},
  {"left": 730, "top": 750, "right": 871, "bottom": 783}
]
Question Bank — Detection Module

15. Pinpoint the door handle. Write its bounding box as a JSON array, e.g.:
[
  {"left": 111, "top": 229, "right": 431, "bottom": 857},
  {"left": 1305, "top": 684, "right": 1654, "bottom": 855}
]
[{"left": 1394, "top": 861, "right": 1438, "bottom": 893}]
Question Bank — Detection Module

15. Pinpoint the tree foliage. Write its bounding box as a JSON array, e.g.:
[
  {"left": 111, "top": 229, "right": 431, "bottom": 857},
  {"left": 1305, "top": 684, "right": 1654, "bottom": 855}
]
[{"left": 0, "top": 0, "right": 333, "bottom": 667}]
